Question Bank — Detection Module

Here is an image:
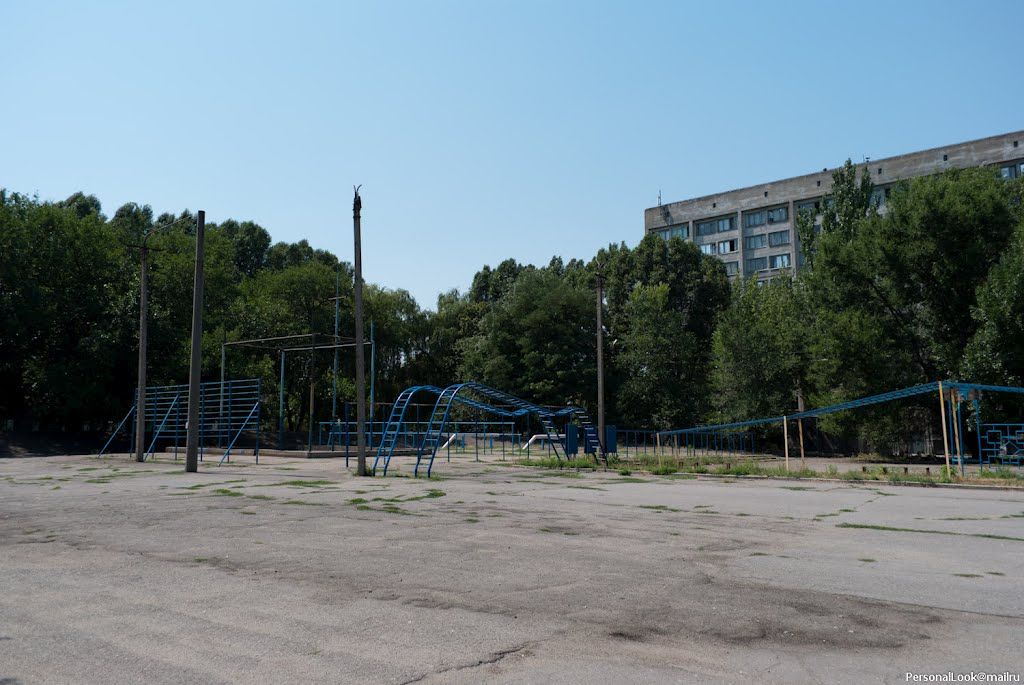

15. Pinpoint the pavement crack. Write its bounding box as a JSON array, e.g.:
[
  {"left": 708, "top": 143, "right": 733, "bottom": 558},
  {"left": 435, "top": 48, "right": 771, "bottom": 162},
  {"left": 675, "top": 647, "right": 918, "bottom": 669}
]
[{"left": 399, "top": 642, "right": 533, "bottom": 684}]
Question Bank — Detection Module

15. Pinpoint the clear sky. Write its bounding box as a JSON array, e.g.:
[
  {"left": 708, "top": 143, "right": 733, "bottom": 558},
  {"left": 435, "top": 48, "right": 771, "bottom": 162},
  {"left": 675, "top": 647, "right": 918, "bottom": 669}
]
[{"left": 3, "top": 1, "right": 1022, "bottom": 309}]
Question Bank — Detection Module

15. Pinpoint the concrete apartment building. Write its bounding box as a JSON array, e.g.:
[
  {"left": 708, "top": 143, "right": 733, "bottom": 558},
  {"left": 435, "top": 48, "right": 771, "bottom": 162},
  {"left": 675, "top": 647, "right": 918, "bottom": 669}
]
[{"left": 643, "top": 130, "right": 1024, "bottom": 282}]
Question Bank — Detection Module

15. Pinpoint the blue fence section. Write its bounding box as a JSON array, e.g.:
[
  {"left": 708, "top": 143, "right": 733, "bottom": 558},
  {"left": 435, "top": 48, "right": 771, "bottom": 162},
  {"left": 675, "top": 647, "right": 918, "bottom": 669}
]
[
  {"left": 979, "top": 424, "right": 1024, "bottom": 467},
  {"left": 99, "top": 378, "right": 261, "bottom": 464}
]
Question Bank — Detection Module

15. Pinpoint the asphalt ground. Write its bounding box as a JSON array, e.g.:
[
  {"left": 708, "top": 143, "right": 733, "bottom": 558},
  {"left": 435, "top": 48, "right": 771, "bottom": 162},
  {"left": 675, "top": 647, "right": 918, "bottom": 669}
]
[{"left": 1, "top": 452, "right": 1022, "bottom": 684}]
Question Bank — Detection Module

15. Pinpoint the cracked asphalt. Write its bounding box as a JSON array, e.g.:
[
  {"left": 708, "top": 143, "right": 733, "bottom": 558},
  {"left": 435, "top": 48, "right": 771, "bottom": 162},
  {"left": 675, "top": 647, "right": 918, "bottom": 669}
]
[{"left": 1, "top": 453, "right": 1022, "bottom": 684}]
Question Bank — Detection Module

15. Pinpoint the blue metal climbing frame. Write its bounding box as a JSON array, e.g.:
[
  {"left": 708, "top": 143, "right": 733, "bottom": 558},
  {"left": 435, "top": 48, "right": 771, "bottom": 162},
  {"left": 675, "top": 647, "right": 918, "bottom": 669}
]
[
  {"left": 657, "top": 380, "right": 1024, "bottom": 467},
  {"left": 370, "top": 381, "right": 603, "bottom": 477},
  {"left": 99, "top": 378, "right": 262, "bottom": 465}
]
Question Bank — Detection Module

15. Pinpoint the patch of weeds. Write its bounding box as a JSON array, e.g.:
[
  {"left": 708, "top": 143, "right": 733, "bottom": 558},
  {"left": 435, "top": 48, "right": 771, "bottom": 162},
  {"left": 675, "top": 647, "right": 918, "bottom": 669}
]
[
  {"left": 615, "top": 477, "right": 649, "bottom": 483},
  {"left": 953, "top": 573, "right": 983, "bottom": 578},
  {"left": 77, "top": 467, "right": 101, "bottom": 472},
  {"left": 694, "top": 509, "right": 720, "bottom": 515},
  {"left": 380, "top": 504, "right": 413, "bottom": 515},
  {"left": 355, "top": 504, "right": 372, "bottom": 511},
  {"left": 664, "top": 473, "right": 697, "bottom": 480},
  {"left": 84, "top": 478, "right": 112, "bottom": 484},
  {"left": 268, "top": 479, "right": 336, "bottom": 488},
  {"left": 838, "top": 508, "right": 856, "bottom": 513},
  {"left": 567, "top": 484, "right": 606, "bottom": 491},
  {"left": 649, "top": 464, "right": 678, "bottom": 476},
  {"left": 1001, "top": 511, "right": 1024, "bottom": 519},
  {"left": 858, "top": 558, "right": 877, "bottom": 563},
  {"left": 837, "top": 522, "right": 1024, "bottom": 543},
  {"left": 281, "top": 499, "right": 325, "bottom": 506},
  {"left": 749, "top": 552, "right": 769, "bottom": 557},
  {"left": 194, "top": 557, "right": 209, "bottom": 563},
  {"left": 618, "top": 469, "right": 632, "bottom": 476},
  {"left": 240, "top": 511, "right": 256, "bottom": 515},
  {"left": 348, "top": 497, "right": 368, "bottom": 505},
  {"left": 51, "top": 485, "right": 61, "bottom": 490},
  {"left": 638, "top": 504, "right": 681, "bottom": 512},
  {"left": 734, "top": 512, "right": 750, "bottom": 517},
  {"left": 464, "top": 518, "right": 479, "bottom": 523},
  {"left": 816, "top": 513, "right": 840, "bottom": 518},
  {"left": 210, "top": 488, "right": 244, "bottom": 497},
  {"left": 246, "top": 494, "right": 274, "bottom": 501},
  {"left": 781, "top": 486, "right": 812, "bottom": 491},
  {"left": 986, "top": 571, "right": 1005, "bottom": 576}
]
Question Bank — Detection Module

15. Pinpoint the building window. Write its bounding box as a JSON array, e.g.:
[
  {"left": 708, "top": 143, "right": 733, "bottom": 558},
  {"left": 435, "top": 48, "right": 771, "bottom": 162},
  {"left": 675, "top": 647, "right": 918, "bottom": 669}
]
[
  {"left": 796, "top": 199, "right": 821, "bottom": 214},
  {"left": 766, "top": 206, "right": 788, "bottom": 224},
  {"left": 657, "top": 229, "right": 670, "bottom": 240},
  {"left": 718, "top": 239, "right": 737, "bottom": 254},
  {"left": 769, "top": 253, "right": 791, "bottom": 269},
  {"left": 667, "top": 224, "right": 689, "bottom": 239},
  {"left": 746, "top": 256, "right": 768, "bottom": 273},
  {"left": 768, "top": 230, "right": 790, "bottom": 247},
  {"left": 724, "top": 261, "right": 739, "bottom": 276},
  {"left": 871, "top": 188, "right": 887, "bottom": 206},
  {"left": 1000, "top": 164, "right": 1019, "bottom": 180},
  {"left": 696, "top": 216, "right": 735, "bottom": 236},
  {"left": 699, "top": 243, "right": 717, "bottom": 256},
  {"left": 744, "top": 210, "right": 766, "bottom": 228},
  {"left": 744, "top": 234, "right": 766, "bottom": 250}
]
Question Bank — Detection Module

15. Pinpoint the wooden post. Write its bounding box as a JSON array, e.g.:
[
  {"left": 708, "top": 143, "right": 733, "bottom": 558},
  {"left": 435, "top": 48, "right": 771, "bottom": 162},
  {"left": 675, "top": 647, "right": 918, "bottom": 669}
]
[
  {"left": 782, "top": 416, "right": 789, "bottom": 472},
  {"left": 937, "top": 381, "right": 951, "bottom": 476}
]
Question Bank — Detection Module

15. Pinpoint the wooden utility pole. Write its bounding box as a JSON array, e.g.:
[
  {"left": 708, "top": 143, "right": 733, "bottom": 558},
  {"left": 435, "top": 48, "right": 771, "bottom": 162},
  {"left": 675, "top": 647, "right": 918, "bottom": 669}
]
[
  {"left": 937, "top": 381, "right": 951, "bottom": 476},
  {"left": 134, "top": 245, "right": 149, "bottom": 462},
  {"left": 352, "top": 187, "right": 368, "bottom": 476},
  {"left": 595, "top": 265, "right": 606, "bottom": 456},
  {"left": 185, "top": 210, "right": 206, "bottom": 473}
]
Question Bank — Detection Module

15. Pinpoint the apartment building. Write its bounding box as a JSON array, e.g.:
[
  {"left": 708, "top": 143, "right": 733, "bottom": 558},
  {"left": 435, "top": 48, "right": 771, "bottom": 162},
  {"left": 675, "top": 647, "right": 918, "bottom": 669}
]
[{"left": 643, "top": 130, "right": 1024, "bottom": 282}]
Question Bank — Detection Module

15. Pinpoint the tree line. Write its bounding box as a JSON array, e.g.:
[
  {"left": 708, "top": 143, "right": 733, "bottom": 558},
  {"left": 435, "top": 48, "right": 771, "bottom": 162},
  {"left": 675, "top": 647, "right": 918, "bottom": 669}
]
[{"left": 2, "top": 164, "right": 1022, "bottom": 451}]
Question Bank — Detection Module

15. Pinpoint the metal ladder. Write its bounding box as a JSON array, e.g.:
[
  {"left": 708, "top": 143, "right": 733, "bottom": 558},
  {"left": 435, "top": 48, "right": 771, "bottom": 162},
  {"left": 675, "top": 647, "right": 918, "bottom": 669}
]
[
  {"left": 537, "top": 413, "right": 566, "bottom": 460},
  {"left": 415, "top": 384, "right": 462, "bottom": 477},
  {"left": 573, "top": 409, "right": 605, "bottom": 464},
  {"left": 373, "top": 386, "right": 423, "bottom": 475}
]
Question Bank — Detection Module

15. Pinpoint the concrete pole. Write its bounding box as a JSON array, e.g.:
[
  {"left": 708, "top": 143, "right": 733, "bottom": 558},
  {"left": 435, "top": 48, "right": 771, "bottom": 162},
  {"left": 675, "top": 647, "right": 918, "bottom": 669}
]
[
  {"left": 352, "top": 187, "right": 368, "bottom": 476},
  {"left": 185, "top": 211, "right": 205, "bottom": 473},
  {"left": 595, "top": 267, "right": 606, "bottom": 456},
  {"left": 134, "top": 245, "right": 149, "bottom": 462}
]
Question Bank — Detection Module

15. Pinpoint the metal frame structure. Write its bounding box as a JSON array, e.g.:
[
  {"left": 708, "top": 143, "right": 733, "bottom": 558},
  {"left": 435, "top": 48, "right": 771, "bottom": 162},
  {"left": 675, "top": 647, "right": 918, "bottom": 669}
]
[
  {"left": 372, "top": 382, "right": 604, "bottom": 477},
  {"left": 658, "top": 380, "right": 1024, "bottom": 471},
  {"left": 100, "top": 378, "right": 261, "bottom": 465},
  {"left": 219, "top": 333, "right": 374, "bottom": 450}
]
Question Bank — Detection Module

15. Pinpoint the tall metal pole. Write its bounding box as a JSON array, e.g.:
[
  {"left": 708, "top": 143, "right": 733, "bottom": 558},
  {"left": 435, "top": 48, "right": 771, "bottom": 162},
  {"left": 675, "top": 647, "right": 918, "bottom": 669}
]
[
  {"left": 352, "top": 187, "right": 368, "bottom": 476},
  {"left": 333, "top": 267, "right": 340, "bottom": 419},
  {"left": 595, "top": 266, "right": 606, "bottom": 456},
  {"left": 185, "top": 210, "right": 206, "bottom": 473},
  {"left": 134, "top": 245, "right": 149, "bottom": 462}
]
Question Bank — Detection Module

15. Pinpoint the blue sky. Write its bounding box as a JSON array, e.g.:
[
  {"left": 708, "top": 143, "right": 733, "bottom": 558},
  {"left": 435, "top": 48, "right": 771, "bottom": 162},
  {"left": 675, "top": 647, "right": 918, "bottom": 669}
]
[{"left": 3, "top": 1, "right": 1022, "bottom": 309}]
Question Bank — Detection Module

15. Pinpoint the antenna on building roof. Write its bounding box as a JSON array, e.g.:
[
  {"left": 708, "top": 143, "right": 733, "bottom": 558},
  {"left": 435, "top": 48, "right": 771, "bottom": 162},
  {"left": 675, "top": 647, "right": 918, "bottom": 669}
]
[{"left": 657, "top": 188, "right": 662, "bottom": 206}]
